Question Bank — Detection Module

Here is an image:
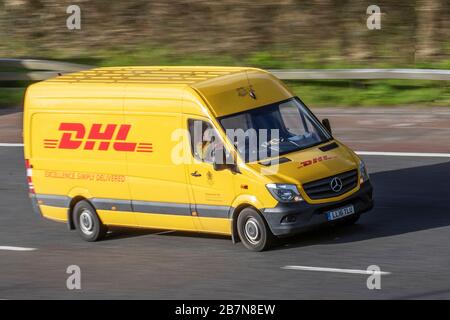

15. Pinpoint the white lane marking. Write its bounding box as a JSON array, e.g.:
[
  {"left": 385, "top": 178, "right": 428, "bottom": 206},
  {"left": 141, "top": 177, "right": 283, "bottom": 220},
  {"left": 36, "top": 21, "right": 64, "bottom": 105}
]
[
  {"left": 356, "top": 151, "right": 450, "bottom": 158},
  {"left": 315, "top": 111, "right": 450, "bottom": 116},
  {"left": 0, "top": 143, "right": 449, "bottom": 158},
  {"left": 0, "top": 246, "right": 37, "bottom": 252},
  {"left": 154, "top": 230, "right": 176, "bottom": 235},
  {"left": 282, "top": 265, "right": 391, "bottom": 275},
  {"left": 0, "top": 143, "right": 23, "bottom": 147}
]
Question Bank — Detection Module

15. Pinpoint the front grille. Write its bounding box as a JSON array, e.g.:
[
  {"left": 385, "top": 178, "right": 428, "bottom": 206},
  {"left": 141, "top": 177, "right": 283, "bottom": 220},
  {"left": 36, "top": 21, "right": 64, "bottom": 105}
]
[{"left": 302, "top": 169, "right": 358, "bottom": 200}]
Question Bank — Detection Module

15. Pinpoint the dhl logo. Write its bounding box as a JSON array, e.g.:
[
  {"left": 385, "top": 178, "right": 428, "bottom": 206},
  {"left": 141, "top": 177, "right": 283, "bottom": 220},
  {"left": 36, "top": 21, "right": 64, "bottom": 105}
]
[
  {"left": 44, "top": 123, "right": 153, "bottom": 153},
  {"left": 297, "top": 155, "right": 336, "bottom": 168}
]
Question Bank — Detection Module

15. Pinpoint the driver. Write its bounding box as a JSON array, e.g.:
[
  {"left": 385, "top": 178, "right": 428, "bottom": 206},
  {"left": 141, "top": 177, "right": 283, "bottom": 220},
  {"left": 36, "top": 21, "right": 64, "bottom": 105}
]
[{"left": 194, "top": 126, "right": 219, "bottom": 163}]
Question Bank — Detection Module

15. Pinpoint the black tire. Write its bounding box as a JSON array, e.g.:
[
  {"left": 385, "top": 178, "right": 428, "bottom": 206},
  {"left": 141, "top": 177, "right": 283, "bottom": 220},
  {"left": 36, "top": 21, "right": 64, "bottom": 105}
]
[
  {"left": 73, "top": 200, "right": 107, "bottom": 242},
  {"left": 237, "top": 207, "right": 273, "bottom": 252}
]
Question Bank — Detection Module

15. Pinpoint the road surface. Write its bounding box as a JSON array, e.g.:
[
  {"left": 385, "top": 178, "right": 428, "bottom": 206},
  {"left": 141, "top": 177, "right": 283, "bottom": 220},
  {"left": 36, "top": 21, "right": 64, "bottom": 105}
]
[{"left": 0, "top": 146, "right": 449, "bottom": 299}]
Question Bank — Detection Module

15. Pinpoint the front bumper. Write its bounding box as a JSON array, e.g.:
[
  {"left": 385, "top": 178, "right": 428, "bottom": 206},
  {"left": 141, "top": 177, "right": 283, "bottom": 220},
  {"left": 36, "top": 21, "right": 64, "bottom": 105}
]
[{"left": 262, "top": 181, "right": 374, "bottom": 237}]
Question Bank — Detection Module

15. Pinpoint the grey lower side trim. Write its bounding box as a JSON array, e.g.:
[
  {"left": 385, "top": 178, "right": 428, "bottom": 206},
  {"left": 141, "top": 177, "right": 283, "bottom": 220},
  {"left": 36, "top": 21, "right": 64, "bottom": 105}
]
[
  {"left": 29, "top": 193, "right": 43, "bottom": 217},
  {"left": 132, "top": 200, "right": 191, "bottom": 216},
  {"left": 34, "top": 194, "right": 233, "bottom": 219},
  {"left": 35, "top": 194, "right": 70, "bottom": 208},
  {"left": 195, "top": 204, "right": 231, "bottom": 219},
  {"left": 92, "top": 198, "right": 133, "bottom": 212}
]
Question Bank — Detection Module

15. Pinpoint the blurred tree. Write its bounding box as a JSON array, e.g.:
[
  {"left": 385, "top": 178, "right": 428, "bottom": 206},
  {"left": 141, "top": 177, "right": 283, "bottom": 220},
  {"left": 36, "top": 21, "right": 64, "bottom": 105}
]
[
  {"left": 415, "top": 0, "right": 442, "bottom": 60},
  {"left": 0, "top": 0, "right": 447, "bottom": 66}
]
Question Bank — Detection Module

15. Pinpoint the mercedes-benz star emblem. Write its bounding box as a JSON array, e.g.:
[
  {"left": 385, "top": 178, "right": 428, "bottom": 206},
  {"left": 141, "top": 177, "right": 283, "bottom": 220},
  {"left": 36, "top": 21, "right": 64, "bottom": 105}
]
[{"left": 330, "top": 177, "right": 343, "bottom": 192}]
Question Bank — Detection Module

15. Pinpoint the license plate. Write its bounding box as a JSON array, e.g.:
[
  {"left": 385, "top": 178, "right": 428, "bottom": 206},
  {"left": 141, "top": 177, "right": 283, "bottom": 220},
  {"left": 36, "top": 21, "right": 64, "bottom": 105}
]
[{"left": 326, "top": 205, "right": 355, "bottom": 221}]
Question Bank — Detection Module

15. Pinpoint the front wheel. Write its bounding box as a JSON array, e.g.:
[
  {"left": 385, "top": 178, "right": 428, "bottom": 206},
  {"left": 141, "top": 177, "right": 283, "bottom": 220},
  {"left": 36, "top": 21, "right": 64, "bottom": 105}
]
[
  {"left": 237, "top": 208, "right": 273, "bottom": 252},
  {"left": 73, "top": 200, "right": 107, "bottom": 242}
]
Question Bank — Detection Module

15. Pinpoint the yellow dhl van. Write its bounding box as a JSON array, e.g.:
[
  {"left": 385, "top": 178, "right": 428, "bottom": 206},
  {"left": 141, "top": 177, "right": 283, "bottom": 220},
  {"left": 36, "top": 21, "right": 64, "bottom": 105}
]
[{"left": 24, "top": 66, "right": 373, "bottom": 251}]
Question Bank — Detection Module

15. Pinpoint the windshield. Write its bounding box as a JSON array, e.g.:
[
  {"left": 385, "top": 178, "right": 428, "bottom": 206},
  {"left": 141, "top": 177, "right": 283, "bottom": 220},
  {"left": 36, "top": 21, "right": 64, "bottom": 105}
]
[{"left": 218, "top": 98, "right": 331, "bottom": 163}]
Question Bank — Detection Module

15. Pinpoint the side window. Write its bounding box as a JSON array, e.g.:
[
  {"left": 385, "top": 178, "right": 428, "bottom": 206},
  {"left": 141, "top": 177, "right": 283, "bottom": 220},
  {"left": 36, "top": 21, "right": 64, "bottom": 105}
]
[
  {"left": 279, "top": 101, "right": 307, "bottom": 136},
  {"left": 188, "top": 119, "right": 216, "bottom": 163},
  {"left": 220, "top": 113, "right": 251, "bottom": 132}
]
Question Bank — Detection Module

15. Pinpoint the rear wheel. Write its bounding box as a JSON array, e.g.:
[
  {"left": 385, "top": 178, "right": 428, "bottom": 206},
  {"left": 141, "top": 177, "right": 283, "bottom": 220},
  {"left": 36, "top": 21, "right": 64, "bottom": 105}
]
[
  {"left": 73, "top": 200, "right": 107, "bottom": 241},
  {"left": 237, "top": 207, "right": 273, "bottom": 252}
]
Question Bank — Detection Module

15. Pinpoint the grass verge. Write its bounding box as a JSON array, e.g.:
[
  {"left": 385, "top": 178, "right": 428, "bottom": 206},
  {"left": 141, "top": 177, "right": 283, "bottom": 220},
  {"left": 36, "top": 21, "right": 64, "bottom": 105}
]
[{"left": 1, "top": 48, "right": 449, "bottom": 108}]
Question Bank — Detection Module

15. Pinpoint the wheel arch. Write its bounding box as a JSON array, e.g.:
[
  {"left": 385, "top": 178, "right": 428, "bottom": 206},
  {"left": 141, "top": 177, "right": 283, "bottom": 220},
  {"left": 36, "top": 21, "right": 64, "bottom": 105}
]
[
  {"left": 67, "top": 188, "right": 94, "bottom": 230},
  {"left": 67, "top": 196, "right": 91, "bottom": 230},
  {"left": 230, "top": 203, "right": 266, "bottom": 244}
]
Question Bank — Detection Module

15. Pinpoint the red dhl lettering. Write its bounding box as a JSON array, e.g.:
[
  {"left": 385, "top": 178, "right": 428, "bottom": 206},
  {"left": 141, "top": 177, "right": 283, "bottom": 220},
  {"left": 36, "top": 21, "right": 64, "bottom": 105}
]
[
  {"left": 297, "top": 155, "right": 336, "bottom": 168},
  {"left": 43, "top": 123, "right": 152, "bottom": 153}
]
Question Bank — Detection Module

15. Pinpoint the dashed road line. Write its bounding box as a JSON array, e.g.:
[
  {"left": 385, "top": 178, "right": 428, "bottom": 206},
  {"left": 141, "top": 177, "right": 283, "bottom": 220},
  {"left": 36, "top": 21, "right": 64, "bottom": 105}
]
[
  {"left": 0, "top": 143, "right": 23, "bottom": 147},
  {"left": 281, "top": 265, "right": 391, "bottom": 275},
  {"left": 0, "top": 246, "right": 37, "bottom": 252},
  {"left": 356, "top": 151, "right": 450, "bottom": 158},
  {"left": 154, "top": 230, "right": 176, "bottom": 235}
]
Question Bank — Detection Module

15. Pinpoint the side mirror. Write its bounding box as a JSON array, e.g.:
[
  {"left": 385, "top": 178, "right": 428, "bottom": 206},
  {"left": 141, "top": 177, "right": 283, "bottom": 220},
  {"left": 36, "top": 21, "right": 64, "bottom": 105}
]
[
  {"left": 322, "top": 118, "right": 332, "bottom": 135},
  {"left": 213, "top": 160, "right": 229, "bottom": 171}
]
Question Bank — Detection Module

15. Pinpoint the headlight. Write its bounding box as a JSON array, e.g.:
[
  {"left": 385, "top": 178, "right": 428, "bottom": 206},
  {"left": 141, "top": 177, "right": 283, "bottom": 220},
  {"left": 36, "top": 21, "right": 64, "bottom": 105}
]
[
  {"left": 266, "top": 184, "right": 303, "bottom": 202},
  {"left": 359, "top": 160, "right": 370, "bottom": 182}
]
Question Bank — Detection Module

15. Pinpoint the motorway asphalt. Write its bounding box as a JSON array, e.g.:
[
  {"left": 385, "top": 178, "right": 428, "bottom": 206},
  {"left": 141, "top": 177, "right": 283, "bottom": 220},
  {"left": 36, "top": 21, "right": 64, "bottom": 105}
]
[{"left": 1, "top": 147, "right": 450, "bottom": 299}]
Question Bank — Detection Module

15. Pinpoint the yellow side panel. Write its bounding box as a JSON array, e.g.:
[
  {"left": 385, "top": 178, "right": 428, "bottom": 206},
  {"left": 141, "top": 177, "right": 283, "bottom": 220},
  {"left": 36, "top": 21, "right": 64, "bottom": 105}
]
[
  {"left": 195, "top": 217, "right": 231, "bottom": 235},
  {"left": 25, "top": 83, "right": 125, "bottom": 113},
  {"left": 123, "top": 111, "right": 189, "bottom": 204},
  {"left": 123, "top": 97, "right": 194, "bottom": 230},
  {"left": 40, "top": 205, "right": 67, "bottom": 222},
  {"left": 29, "top": 112, "right": 131, "bottom": 201},
  {"left": 97, "top": 210, "right": 140, "bottom": 227},
  {"left": 133, "top": 212, "right": 197, "bottom": 232}
]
